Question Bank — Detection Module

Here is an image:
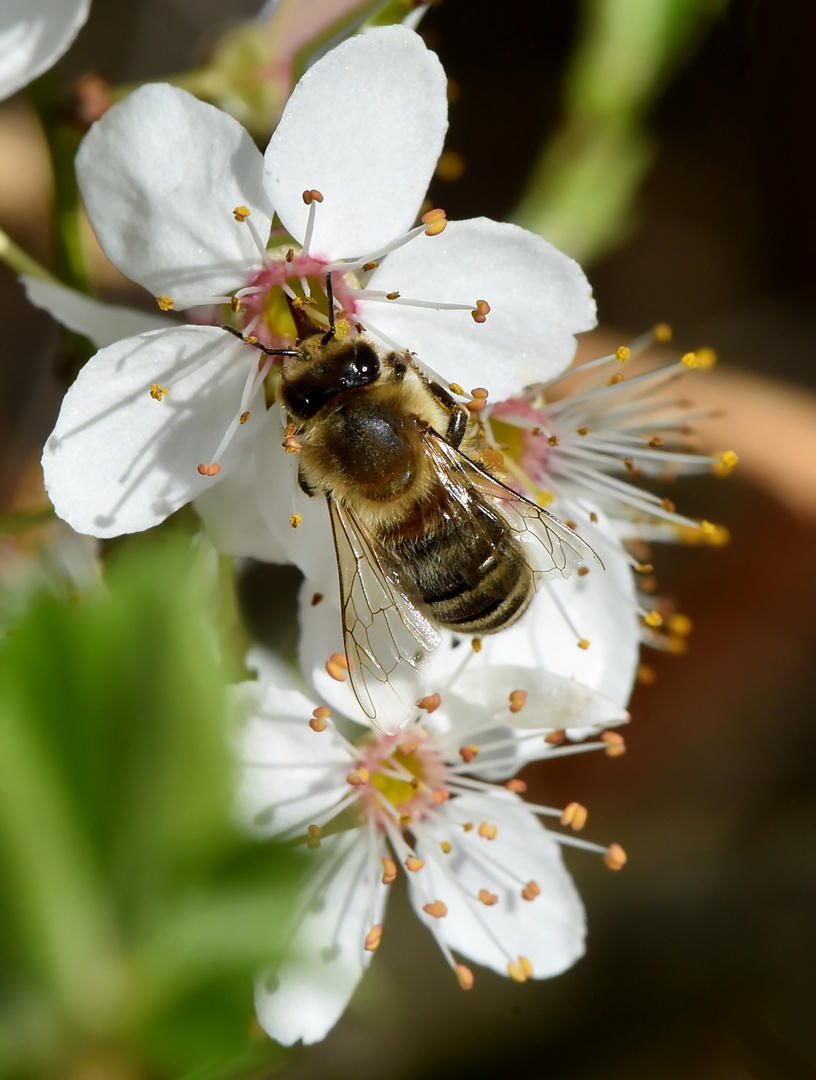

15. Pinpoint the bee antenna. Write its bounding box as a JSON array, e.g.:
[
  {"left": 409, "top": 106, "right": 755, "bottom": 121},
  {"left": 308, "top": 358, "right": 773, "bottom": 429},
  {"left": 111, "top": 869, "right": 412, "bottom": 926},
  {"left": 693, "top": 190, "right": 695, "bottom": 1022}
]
[
  {"left": 320, "top": 272, "right": 337, "bottom": 347},
  {"left": 222, "top": 325, "right": 300, "bottom": 357}
]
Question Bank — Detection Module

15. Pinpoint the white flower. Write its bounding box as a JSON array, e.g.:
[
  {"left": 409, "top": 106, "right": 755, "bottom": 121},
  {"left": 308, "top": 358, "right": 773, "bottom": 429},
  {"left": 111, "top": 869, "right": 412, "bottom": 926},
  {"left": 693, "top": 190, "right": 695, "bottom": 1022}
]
[
  {"left": 0, "top": 0, "right": 91, "bottom": 101},
  {"left": 41, "top": 24, "right": 595, "bottom": 540},
  {"left": 485, "top": 332, "right": 737, "bottom": 649},
  {"left": 237, "top": 656, "right": 628, "bottom": 1045}
]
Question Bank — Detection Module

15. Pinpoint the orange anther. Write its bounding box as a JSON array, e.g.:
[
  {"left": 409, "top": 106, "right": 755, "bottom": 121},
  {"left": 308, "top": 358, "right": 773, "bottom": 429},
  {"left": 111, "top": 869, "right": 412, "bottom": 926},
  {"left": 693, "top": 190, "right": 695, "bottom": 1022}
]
[
  {"left": 197, "top": 463, "right": 221, "bottom": 476},
  {"left": 308, "top": 715, "right": 327, "bottom": 732},
  {"left": 478, "top": 889, "right": 498, "bottom": 906},
  {"left": 470, "top": 386, "right": 489, "bottom": 400},
  {"left": 240, "top": 411, "right": 250, "bottom": 424},
  {"left": 521, "top": 880, "right": 540, "bottom": 902},
  {"left": 302, "top": 189, "right": 324, "bottom": 204},
  {"left": 459, "top": 745, "right": 480, "bottom": 764},
  {"left": 423, "top": 900, "right": 447, "bottom": 919},
  {"left": 601, "top": 731, "right": 626, "bottom": 757},
  {"left": 418, "top": 693, "right": 441, "bottom": 713},
  {"left": 326, "top": 659, "right": 346, "bottom": 682},
  {"left": 561, "top": 802, "right": 588, "bottom": 830},
  {"left": 455, "top": 964, "right": 474, "bottom": 990},
  {"left": 507, "top": 958, "right": 530, "bottom": 983},
  {"left": 466, "top": 397, "right": 488, "bottom": 413},
  {"left": 478, "top": 822, "right": 497, "bottom": 841},
  {"left": 509, "top": 689, "right": 527, "bottom": 714},
  {"left": 421, "top": 208, "right": 448, "bottom": 235},
  {"left": 405, "top": 856, "right": 424, "bottom": 872},
  {"left": 604, "top": 843, "right": 627, "bottom": 871},
  {"left": 545, "top": 730, "right": 565, "bottom": 745},
  {"left": 506, "top": 778, "right": 527, "bottom": 793},
  {"left": 364, "top": 925, "right": 382, "bottom": 951},
  {"left": 471, "top": 299, "right": 490, "bottom": 323},
  {"left": 346, "top": 767, "right": 369, "bottom": 787},
  {"left": 381, "top": 857, "right": 397, "bottom": 884},
  {"left": 433, "top": 788, "right": 451, "bottom": 805},
  {"left": 397, "top": 740, "right": 418, "bottom": 755}
]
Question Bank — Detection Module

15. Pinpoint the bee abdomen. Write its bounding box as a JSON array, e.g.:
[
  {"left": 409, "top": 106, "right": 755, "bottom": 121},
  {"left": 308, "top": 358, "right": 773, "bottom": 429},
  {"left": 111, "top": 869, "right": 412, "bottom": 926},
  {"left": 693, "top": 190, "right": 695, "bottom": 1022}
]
[{"left": 386, "top": 494, "right": 534, "bottom": 635}]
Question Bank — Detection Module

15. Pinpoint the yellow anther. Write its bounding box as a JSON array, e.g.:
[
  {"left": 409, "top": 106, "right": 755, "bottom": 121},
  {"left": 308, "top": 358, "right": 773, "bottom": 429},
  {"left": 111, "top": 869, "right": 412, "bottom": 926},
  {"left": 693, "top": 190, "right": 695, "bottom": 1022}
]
[
  {"left": 385, "top": 291, "right": 400, "bottom": 300},
  {"left": 537, "top": 490, "right": 556, "bottom": 507},
  {"left": 478, "top": 889, "right": 498, "bottom": 906},
  {"left": 616, "top": 345, "right": 630, "bottom": 362},
  {"left": 197, "top": 463, "right": 221, "bottom": 477},
  {"left": 654, "top": 322, "right": 672, "bottom": 343},
  {"left": 307, "top": 824, "right": 322, "bottom": 839},
  {"left": 362, "top": 260, "right": 379, "bottom": 271},
  {"left": 157, "top": 295, "right": 174, "bottom": 311},
  {"left": 561, "top": 802, "right": 588, "bottom": 830},
  {"left": 509, "top": 689, "right": 528, "bottom": 714},
  {"left": 397, "top": 739, "right": 418, "bottom": 755},
  {"left": 666, "top": 635, "right": 689, "bottom": 655},
  {"left": 604, "top": 730, "right": 626, "bottom": 756},
  {"left": 399, "top": 814, "right": 412, "bottom": 826},
  {"left": 471, "top": 299, "right": 490, "bottom": 323},
  {"left": 471, "top": 638, "right": 482, "bottom": 653},
  {"left": 478, "top": 822, "right": 497, "bottom": 841},
  {"left": 421, "top": 207, "right": 448, "bottom": 235},
  {"left": 623, "top": 458, "right": 636, "bottom": 472},
  {"left": 507, "top": 958, "right": 530, "bottom": 983},
  {"left": 364, "top": 925, "right": 382, "bottom": 952},
  {"left": 577, "top": 426, "right": 590, "bottom": 436},
  {"left": 636, "top": 663, "right": 657, "bottom": 686},
  {"left": 440, "top": 841, "right": 452, "bottom": 854},
  {"left": 459, "top": 745, "right": 480, "bottom": 764},
  {"left": 306, "top": 824, "right": 321, "bottom": 849},
  {"left": 423, "top": 900, "right": 447, "bottom": 919},
  {"left": 669, "top": 612, "right": 692, "bottom": 636},
  {"left": 506, "top": 778, "right": 527, "bottom": 793},
  {"left": 455, "top": 964, "right": 474, "bottom": 990},
  {"left": 418, "top": 693, "right": 442, "bottom": 713},
  {"left": 334, "top": 318, "right": 350, "bottom": 339},
  {"left": 681, "top": 351, "right": 698, "bottom": 369},
  {"left": 239, "top": 411, "right": 250, "bottom": 424},
  {"left": 645, "top": 610, "right": 663, "bottom": 628},
  {"left": 405, "top": 856, "right": 424, "bottom": 872},
  {"left": 346, "top": 767, "right": 369, "bottom": 787},
  {"left": 548, "top": 435, "right": 559, "bottom": 446},
  {"left": 608, "top": 373, "right": 624, "bottom": 386},
  {"left": 381, "top": 857, "right": 397, "bottom": 885},
  {"left": 521, "top": 880, "right": 540, "bottom": 902},
  {"left": 233, "top": 205, "right": 251, "bottom": 221},
  {"left": 289, "top": 513, "right": 302, "bottom": 528},
  {"left": 720, "top": 450, "right": 739, "bottom": 470},
  {"left": 448, "top": 382, "right": 465, "bottom": 396},
  {"left": 149, "top": 384, "right": 168, "bottom": 401},
  {"left": 230, "top": 297, "right": 242, "bottom": 312},
  {"left": 700, "top": 519, "right": 716, "bottom": 535},
  {"left": 285, "top": 248, "right": 294, "bottom": 262},
  {"left": 302, "top": 189, "right": 324, "bottom": 204},
  {"left": 577, "top": 639, "right": 591, "bottom": 650},
  {"left": 648, "top": 436, "right": 663, "bottom": 448},
  {"left": 695, "top": 346, "right": 717, "bottom": 369},
  {"left": 462, "top": 822, "right": 474, "bottom": 833},
  {"left": 604, "top": 843, "right": 628, "bottom": 871}
]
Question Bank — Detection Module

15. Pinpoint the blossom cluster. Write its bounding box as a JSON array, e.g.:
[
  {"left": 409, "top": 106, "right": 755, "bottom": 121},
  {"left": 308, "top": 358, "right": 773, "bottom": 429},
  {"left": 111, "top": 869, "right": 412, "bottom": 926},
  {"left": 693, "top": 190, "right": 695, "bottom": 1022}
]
[{"left": 25, "top": 20, "right": 734, "bottom": 1048}]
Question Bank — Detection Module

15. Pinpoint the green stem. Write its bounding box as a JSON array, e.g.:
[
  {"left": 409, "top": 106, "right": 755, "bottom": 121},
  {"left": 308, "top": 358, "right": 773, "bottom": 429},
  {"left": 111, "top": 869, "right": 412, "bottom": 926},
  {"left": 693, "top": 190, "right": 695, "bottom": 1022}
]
[{"left": 0, "top": 226, "right": 59, "bottom": 282}]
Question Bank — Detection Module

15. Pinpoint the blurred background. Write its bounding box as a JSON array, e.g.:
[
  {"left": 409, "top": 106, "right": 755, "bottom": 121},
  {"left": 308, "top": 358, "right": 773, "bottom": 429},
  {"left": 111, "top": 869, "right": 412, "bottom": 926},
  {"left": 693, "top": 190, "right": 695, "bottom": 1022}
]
[{"left": 1, "top": 0, "right": 815, "bottom": 1077}]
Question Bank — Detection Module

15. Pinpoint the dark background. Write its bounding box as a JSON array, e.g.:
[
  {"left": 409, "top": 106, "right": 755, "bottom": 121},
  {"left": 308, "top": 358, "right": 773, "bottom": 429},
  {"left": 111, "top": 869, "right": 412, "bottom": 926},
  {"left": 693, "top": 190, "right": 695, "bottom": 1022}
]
[{"left": 1, "top": 2, "right": 815, "bottom": 1076}]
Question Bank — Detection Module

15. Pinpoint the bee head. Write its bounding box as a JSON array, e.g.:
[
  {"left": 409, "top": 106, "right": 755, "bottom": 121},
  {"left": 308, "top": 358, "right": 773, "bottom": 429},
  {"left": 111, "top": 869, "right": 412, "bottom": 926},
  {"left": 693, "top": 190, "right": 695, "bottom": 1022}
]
[{"left": 280, "top": 336, "right": 381, "bottom": 420}]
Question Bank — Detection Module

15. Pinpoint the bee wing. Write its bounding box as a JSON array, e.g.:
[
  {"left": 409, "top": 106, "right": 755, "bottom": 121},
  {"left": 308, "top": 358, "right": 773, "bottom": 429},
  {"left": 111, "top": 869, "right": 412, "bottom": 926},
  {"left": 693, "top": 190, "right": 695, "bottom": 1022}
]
[
  {"left": 327, "top": 495, "right": 441, "bottom": 733},
  {"left": 421, "top": 430, "right": 601, "bottom": 580}
]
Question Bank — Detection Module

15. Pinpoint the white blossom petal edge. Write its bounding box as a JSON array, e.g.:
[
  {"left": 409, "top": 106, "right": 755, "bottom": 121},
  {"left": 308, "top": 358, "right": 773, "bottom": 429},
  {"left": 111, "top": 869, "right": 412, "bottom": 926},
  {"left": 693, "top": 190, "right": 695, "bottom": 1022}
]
[{"left": 0, "top": 0, "right": 90, "bottom": 100}]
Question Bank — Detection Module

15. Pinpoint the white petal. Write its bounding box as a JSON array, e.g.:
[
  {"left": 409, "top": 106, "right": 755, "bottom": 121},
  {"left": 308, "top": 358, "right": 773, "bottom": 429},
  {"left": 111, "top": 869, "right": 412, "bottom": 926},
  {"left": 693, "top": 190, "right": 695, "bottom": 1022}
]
[
  {"left": 22, "top": 277, "right": 167, "bottom": 348},
  {"left": 265, "top": 26, "right": 447, "bottom": 258},
  {"left": 0, "top": 0, "right": 90, "bottom": 100},
  {"left": 236, "top": 684, "right": 350, "bottom": 839},
  {"left": 412, "top": 791, "right": 585, "bottom": 978},
  {"left": 363, "top": 218, "right": 596, "bottom": 398},
  {"left": 194, "top": 411, "right": 293, "bottom": 563},
  {"left": 76, "top": 84, "right": 273, "bottom": 307},
  {"left": 255, "top": 829, "right": 387, "bottom": 1046},
  {"left": 42, "top": 326, "right": 262, "bottom": 537}
]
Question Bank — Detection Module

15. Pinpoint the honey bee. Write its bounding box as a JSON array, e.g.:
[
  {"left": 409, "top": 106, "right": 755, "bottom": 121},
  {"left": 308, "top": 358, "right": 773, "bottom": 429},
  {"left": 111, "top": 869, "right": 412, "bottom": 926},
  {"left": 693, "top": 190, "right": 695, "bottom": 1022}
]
[{"left": 230, "top": 294, "right": 598, "bottom": 733}]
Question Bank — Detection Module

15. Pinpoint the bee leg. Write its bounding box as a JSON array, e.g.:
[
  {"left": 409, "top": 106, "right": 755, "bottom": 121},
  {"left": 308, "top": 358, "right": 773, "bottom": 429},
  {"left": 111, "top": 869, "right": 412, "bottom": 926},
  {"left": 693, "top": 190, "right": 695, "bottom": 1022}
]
[
  {"left": 428, "top": 381, "right": 468, "bottom": 447},
  {"left": 297, "top": 468, "right": 317, "bottom": 497}
]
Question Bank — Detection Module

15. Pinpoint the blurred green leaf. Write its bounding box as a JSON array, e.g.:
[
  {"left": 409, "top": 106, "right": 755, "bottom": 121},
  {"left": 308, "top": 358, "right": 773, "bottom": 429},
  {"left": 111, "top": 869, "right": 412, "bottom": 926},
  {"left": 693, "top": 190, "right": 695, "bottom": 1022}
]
[
  {"left": 513, "top": 0, "right": 729, "bottom": 264},
  {"left": 0, "top": 533, "right": 297, "bottom": 1079}
]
